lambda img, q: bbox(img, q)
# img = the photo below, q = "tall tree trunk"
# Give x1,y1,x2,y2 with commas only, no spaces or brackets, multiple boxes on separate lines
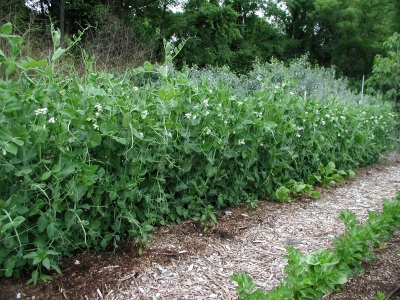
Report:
60,0,65,48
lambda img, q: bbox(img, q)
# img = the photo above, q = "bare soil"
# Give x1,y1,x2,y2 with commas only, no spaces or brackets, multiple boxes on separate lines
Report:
1,154,400,300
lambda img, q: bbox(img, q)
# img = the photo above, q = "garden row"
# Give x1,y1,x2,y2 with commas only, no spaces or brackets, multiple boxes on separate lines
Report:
231,191,400,299
0,23,396,283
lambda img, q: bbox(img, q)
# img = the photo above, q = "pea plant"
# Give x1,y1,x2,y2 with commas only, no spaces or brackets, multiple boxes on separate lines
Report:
0,21,396,284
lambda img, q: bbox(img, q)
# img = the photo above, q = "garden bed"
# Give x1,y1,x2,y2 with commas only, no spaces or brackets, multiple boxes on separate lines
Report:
1,153,399,299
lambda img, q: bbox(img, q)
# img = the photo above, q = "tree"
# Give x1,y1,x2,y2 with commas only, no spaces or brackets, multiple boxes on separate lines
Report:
168,2,242,68
263,0,317,58
314,0,396,82
367,33,400,111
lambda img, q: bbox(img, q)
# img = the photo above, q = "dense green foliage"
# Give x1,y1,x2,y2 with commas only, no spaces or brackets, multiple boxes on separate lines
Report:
232,191,400,299
2,0,398,81
0,23,396,282
367,33,400,111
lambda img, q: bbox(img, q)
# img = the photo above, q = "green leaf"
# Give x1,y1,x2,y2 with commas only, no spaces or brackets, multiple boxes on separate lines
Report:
4,142,18,155
12,216,25,227
264,121,278,129
65,210,76,228
122,113,132,128
51,165,62,172
88,132,102,148
4,100,22,113
159,89,175,101
326,161,336,175
42,257,51,270
39,274,53,282
5,259,16,277
58,164,76,179
27,269,39,285
310,191,321,199
46,250,61,256
21,166,32,175
347,170,355,179
110,136,127,145
23,251,38,259
276,186,290,201
205,164,218,177
6,63,15,76
144,61,153,71
46,223,58,238
51,47,66,63
175,182,188,192
37,215,48,232
1,23,12,35
41,172,52,180
51,262,62,274
100,121,118,135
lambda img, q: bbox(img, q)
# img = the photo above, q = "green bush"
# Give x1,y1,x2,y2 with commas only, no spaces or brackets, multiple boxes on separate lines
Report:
0,22,396,282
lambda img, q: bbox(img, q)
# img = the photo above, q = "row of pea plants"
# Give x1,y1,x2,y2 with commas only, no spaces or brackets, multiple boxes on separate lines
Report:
231,191,400,299
0,22,396,284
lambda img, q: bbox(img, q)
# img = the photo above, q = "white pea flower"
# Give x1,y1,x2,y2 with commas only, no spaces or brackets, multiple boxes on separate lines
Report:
238,139,245,145
338,133,341,137
93,123,99,130
256,75,262,81
205,111,210,116
2,149,6,155
34,108,48,115
95,112,101,118
208,89,213,93
193,115,197,120
185,113,192,119
206,129,211,135
139,132,144,138
340,116,346,120
133,87,139,91
224,120,228,125
321,120,326,125
95,103,102,111
141,110,148,119
203,99,209,106
48,117,55,123
289,91,294,95
325,114,330,118
296,134,301,137
237,101,243,106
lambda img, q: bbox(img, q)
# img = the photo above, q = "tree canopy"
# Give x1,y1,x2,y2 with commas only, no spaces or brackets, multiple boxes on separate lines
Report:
1,0,399,81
